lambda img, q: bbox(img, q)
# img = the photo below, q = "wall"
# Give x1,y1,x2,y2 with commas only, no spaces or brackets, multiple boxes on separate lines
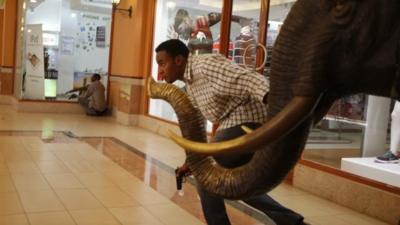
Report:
0,0,17,95
109,0,155,124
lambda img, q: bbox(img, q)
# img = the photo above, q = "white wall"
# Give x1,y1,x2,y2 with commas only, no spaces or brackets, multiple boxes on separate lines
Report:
26,0,62,32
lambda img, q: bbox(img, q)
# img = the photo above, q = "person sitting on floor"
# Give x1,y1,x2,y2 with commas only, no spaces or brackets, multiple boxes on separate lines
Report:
67,73,107,116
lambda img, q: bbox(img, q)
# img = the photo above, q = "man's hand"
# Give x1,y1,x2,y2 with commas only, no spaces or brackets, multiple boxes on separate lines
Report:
174,163,191,191
176,163,191,177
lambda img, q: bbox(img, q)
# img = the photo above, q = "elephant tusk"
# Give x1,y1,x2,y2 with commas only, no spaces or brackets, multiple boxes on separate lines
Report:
146,76,156,97
241,125,254,134
169,95,322,155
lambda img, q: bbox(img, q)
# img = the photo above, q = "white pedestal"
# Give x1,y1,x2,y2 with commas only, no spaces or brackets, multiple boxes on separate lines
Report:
341,157,400,188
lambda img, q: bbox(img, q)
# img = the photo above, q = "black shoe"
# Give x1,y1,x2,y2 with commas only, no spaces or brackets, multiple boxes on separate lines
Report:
375,150,400,163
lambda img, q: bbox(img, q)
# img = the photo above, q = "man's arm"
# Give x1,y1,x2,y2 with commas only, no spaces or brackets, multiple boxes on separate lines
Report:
80,84,95,99
66,85,88,94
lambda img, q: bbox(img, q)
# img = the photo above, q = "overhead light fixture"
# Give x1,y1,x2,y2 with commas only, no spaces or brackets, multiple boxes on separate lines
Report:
112,0,132,18
28,0,45,12
166,1,176,9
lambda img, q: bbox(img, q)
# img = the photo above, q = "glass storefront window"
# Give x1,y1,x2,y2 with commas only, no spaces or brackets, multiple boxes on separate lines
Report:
230,0,261,70
149,0,223,131
268,1,397,188
15,0,112,101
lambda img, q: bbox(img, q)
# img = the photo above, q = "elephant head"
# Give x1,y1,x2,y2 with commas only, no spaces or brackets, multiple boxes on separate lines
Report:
151,0,400,199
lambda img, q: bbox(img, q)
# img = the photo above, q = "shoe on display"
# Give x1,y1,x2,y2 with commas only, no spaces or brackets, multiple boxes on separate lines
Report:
374,150,400,163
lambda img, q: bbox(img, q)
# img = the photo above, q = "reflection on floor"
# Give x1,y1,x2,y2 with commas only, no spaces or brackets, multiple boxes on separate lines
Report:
84,137,265,225
0,103,391,225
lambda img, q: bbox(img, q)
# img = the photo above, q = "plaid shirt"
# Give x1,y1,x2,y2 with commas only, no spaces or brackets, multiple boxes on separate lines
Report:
183,54,269,130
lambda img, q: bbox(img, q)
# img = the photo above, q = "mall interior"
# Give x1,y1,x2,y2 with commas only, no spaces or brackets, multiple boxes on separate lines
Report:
0,0,398,224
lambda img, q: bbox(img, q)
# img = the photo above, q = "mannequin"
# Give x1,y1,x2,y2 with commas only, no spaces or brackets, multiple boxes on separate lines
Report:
375,101,400,163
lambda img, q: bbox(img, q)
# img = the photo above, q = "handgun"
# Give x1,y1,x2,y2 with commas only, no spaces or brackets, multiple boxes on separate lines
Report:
175,167,184,190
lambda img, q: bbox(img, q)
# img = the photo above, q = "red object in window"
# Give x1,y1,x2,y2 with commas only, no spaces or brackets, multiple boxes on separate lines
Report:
212,39,234,59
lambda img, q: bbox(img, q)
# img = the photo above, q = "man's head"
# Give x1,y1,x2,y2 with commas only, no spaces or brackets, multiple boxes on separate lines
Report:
155,39,189,84
91,73,101,82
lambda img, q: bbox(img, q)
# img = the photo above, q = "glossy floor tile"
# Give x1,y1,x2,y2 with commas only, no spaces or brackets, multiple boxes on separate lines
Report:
0,105,393,225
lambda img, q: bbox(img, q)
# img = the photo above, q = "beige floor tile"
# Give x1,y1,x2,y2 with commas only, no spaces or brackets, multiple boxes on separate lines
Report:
29,150,59,162
0,175,16,193
275,195,350,217
75,173,116,188
54,150,84,162
33,143,62,152
0,152,5,163
269,183,309,198
7,161,41,174
44,173,85,189
103,171,143,188
338,213,390,225
3,150,32,163
0,192,25,215
55,189,104,210
119,184,170,205
69,208,121,225
109,206,164,225
145,203,204,225
88,187,139,208
306,216,355,225
0,163,9,175
27,211,76,225
36,161,71,174
12,173,51,191
90,160,125,174
19,190,65,212
0,214,30,225
64,161,97,174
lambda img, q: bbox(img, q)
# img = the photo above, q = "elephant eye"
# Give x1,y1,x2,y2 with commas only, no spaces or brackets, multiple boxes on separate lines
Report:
331,1,356,26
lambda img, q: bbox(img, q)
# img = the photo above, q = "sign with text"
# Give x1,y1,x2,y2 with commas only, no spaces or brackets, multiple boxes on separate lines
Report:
25,24,45,99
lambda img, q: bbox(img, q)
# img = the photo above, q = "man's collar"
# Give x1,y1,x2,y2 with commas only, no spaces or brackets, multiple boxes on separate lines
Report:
183,54,193,83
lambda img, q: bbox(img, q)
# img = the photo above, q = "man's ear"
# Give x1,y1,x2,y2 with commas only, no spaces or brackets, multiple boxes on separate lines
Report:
175,55,185,66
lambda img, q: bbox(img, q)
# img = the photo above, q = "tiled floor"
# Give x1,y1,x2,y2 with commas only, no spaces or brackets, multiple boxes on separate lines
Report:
0,105,391,225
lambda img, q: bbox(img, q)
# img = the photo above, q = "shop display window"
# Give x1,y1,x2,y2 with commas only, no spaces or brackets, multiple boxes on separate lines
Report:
267,0,398,187
149,0,224,131
15,0,112,101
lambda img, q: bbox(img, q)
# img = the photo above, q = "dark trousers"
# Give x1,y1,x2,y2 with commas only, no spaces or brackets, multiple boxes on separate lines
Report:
78,97,107,116
197,123,304,225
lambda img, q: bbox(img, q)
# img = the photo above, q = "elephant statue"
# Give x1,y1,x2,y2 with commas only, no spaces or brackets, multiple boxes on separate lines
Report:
148,0,400,200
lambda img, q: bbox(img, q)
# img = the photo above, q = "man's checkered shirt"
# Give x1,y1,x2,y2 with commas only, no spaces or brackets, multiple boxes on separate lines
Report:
183,53,270,130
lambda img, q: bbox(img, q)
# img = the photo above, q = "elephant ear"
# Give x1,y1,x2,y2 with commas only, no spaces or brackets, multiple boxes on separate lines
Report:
330,0,358,26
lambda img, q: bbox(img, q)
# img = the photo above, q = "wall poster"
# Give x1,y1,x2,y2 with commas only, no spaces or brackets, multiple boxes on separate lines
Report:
61,36,74,55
